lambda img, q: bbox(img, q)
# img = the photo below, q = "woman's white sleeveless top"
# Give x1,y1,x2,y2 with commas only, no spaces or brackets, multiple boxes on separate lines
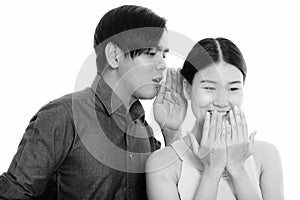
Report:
170,138,262,200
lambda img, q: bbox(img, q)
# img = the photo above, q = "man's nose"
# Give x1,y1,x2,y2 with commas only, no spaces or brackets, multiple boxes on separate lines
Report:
156,59,166,71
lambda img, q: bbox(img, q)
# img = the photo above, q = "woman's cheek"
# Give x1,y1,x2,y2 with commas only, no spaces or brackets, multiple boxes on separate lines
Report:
229,91,244,108
191,90,212,120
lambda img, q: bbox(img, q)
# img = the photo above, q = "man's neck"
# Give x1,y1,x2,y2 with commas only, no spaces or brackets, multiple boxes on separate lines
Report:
101,72,136,111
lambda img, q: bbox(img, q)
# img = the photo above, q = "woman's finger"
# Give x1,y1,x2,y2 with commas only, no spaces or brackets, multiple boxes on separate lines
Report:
209,110,217,145
234,106,243,141
220,121,226,145
201,112,210,146
241,110,248,141
215,112,223,142
229,109,237,143
249,131,257,149
226,120,232,145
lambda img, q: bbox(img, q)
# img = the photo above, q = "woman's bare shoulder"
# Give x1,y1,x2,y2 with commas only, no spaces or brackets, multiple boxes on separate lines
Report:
146,145,181,173
253,140,282,172
253,140,280,157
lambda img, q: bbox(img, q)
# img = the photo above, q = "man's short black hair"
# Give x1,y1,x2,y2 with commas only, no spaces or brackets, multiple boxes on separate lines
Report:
94,5,167,73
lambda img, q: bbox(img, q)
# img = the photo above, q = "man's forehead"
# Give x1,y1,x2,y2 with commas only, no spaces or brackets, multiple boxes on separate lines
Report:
157,30,168,50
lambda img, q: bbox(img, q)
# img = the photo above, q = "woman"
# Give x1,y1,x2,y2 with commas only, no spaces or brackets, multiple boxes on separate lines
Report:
146,38,284,200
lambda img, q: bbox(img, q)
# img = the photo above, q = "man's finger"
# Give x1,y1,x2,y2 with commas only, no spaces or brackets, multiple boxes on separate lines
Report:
176,68,182,94
165,68,172,92
154,82,166,104
171,69,177,91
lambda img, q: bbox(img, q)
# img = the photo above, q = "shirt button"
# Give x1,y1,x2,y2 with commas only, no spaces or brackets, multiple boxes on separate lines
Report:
129,153,133,160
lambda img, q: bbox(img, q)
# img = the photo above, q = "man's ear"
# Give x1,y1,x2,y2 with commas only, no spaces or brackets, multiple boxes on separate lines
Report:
183,79,191,100
105,42,122,69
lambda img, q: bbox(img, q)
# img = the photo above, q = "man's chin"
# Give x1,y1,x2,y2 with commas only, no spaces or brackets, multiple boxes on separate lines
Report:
134,90,157,100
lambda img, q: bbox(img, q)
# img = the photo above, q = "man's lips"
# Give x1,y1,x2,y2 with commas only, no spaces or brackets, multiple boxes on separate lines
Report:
152,77,163,84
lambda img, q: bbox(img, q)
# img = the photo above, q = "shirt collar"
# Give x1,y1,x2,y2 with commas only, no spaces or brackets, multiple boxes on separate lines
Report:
91,74,145,120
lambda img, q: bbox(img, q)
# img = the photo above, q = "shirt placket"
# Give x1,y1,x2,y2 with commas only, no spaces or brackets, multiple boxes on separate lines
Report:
126,120,136,200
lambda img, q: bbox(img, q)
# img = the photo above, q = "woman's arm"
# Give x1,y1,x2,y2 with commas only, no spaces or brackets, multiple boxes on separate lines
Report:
227,165,263,200
254,141,284,200
146,147,181,200
225,108,263,200
146,145,224,200
192,169,223,200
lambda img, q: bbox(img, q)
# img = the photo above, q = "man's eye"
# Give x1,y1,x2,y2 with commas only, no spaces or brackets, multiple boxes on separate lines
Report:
203,87,215,90
144,51,157,57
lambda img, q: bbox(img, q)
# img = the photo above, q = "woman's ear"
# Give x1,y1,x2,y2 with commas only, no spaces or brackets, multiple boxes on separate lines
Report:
183,79,191,100
105,42,122,69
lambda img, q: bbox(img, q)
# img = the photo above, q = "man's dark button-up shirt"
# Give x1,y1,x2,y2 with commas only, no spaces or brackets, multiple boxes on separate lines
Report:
0,75,160,199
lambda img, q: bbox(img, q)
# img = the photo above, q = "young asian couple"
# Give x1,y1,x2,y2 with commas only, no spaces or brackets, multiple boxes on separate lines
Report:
0,5,283,200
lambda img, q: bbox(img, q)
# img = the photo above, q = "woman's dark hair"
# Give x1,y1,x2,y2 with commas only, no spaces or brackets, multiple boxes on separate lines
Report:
94,5,167,73
180,38,247,85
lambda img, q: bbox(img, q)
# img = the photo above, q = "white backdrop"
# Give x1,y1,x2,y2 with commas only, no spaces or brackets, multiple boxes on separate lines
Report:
0,0,299,198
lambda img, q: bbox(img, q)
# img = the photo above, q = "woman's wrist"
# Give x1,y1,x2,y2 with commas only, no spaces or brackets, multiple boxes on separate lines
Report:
202,167,224,179
227,164,247,179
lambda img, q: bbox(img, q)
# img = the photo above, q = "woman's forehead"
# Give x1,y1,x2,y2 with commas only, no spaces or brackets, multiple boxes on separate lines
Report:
195,62,243,82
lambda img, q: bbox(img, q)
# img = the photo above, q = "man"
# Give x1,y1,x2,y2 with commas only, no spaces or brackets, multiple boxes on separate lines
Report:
0,5,186,199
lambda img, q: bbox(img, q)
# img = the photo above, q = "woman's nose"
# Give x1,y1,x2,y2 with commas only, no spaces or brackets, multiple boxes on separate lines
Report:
213,89,228,108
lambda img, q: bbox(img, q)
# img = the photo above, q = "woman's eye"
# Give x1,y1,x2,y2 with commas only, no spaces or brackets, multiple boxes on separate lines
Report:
229,88,240,91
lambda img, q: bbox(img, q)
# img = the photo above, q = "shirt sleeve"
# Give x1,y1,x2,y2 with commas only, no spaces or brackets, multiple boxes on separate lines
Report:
0,101,75,199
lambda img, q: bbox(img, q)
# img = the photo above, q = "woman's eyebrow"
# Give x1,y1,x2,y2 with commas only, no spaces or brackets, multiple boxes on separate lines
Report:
229,80,242,84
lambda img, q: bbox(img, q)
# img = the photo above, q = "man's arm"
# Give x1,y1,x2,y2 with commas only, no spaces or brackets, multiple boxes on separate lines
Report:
0,102,74,199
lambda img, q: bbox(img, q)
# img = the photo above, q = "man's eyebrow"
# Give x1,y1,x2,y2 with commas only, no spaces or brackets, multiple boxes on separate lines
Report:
157,46,169,52
200,80,217,84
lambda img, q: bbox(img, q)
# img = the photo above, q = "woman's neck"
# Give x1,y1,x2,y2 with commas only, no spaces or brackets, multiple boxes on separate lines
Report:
191,120,204,145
